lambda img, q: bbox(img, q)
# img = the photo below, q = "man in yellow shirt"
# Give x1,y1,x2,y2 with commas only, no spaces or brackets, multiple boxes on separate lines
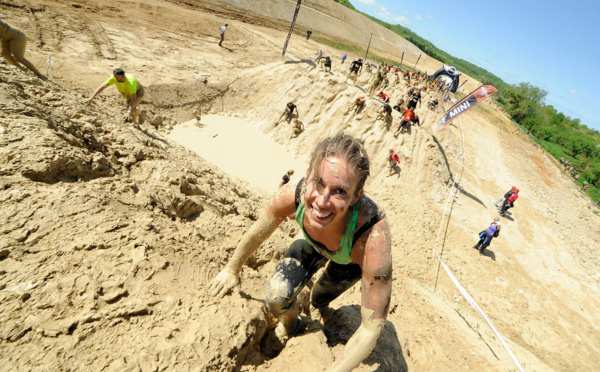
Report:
0,19,46,80
87,68,144,123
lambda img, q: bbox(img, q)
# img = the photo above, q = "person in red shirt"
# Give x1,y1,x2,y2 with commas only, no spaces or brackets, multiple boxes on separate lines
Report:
499,188,519,214
388,149,400,174
393,109,415,137
377,92,390,103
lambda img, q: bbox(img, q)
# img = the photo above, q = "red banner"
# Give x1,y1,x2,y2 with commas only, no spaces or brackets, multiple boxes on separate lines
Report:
434,84,498,131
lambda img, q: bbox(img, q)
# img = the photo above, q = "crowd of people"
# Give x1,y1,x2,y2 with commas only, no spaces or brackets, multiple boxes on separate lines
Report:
2,17,525,369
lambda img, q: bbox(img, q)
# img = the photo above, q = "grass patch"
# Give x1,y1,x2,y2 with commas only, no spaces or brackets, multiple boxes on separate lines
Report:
507,120,600,203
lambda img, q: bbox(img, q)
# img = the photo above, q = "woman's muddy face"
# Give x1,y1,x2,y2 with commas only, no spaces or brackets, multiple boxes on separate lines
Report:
304,156,361,231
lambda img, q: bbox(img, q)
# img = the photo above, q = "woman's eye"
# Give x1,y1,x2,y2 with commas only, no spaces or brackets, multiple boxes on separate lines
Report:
334,188,346,195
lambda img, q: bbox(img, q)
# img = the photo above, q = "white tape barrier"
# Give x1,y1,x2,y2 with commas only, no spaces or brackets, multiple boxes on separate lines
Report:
429,117,525,372
46,55,53,80
429,116,466,261
438,258,525,372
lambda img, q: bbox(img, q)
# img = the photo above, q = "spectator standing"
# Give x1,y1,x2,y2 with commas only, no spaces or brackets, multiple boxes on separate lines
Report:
219,24,228,47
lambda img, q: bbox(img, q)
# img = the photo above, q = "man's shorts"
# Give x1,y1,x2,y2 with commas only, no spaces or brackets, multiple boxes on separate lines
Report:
350,67,359,74
127,87,145,105
283,109,292,115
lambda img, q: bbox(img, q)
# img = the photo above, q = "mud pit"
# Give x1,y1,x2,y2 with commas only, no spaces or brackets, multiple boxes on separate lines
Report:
1,0,600,371
167,115,307,193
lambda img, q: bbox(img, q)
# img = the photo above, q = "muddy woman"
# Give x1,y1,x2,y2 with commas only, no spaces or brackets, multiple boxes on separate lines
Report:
209,133,392,371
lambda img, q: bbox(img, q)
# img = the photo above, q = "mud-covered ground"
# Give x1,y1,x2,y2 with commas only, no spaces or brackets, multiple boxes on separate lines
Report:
1,0,599,371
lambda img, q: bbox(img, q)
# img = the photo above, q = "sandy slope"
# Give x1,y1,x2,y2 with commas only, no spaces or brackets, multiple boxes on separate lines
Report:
1,0,600,371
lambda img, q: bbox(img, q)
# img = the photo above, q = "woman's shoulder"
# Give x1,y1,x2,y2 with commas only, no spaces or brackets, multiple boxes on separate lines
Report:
357,194,386,227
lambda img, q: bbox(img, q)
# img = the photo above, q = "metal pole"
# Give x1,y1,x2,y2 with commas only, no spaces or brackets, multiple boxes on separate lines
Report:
364,32,373,63
282,0,302,57
414,54,421,70
400,52,404,68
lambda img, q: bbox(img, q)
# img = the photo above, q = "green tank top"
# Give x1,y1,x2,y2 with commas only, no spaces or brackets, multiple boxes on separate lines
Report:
295,199,361,265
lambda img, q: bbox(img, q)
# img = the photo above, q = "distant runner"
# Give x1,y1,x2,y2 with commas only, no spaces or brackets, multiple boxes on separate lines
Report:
347,96,366,115
393,98,405,113
306,30,312,41
407,88,422,110
388,149,400,174
279,169,294,187
219,24,228,47
290,119,304,138
321,56,332,72
368,73,382,97
315,49,323,62
473,217,501,254
394,108,415,137
345,58,363,83
376,103,392,122
276,102,298,125
341,54,347,64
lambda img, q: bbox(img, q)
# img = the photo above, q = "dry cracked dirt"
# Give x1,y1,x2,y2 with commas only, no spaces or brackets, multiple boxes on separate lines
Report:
1,0,600,371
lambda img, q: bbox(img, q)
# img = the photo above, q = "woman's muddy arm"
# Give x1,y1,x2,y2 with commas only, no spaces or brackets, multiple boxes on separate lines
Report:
328,220,393,371
209,183,297,298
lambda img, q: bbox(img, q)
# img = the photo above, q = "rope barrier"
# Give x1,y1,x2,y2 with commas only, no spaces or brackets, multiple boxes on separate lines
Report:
426,117,525,372
438,258,525,372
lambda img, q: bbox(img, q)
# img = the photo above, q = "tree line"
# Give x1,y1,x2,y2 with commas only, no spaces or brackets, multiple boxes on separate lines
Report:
496,84,600,193
338,0,600,200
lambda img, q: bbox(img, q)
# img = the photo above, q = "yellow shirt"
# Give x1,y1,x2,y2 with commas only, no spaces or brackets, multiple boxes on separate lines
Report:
104,73,141,100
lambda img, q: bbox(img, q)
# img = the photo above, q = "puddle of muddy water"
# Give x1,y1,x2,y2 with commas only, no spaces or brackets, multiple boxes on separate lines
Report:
167,114,307,193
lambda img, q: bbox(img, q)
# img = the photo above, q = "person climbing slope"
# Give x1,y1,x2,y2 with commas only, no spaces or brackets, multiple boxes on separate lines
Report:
209,133,392,370
87,68,144,124
473,217,501,254
499,189,519,215
388,149,400,175
493,186,517,207
279,169,295,187
0,19,46,80
347,96,366,115
276,101,299,125
345,58,363,83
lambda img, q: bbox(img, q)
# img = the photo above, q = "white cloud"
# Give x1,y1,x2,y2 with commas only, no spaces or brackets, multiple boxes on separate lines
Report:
393,15,410,25
377,5,392,21
416,14,422,21
427,14,434,20
569,89,578,96
355,0,376,5
529,66,543,75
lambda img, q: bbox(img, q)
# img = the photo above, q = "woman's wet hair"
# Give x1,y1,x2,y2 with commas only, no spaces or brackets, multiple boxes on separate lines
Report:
307,133,370,195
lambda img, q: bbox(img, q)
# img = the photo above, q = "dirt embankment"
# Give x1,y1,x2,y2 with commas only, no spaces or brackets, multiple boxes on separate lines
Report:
1,0,600,371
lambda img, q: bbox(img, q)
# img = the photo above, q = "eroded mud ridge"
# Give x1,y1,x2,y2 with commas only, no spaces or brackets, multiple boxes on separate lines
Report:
2,0,600,371
0,65,287,371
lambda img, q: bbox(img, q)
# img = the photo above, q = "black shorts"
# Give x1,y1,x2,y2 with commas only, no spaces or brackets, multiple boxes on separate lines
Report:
407,101,417,110
350,67,359,74
265,240,362,316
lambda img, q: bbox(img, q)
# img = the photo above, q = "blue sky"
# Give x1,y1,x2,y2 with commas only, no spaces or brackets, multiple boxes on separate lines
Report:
349,0,600,131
